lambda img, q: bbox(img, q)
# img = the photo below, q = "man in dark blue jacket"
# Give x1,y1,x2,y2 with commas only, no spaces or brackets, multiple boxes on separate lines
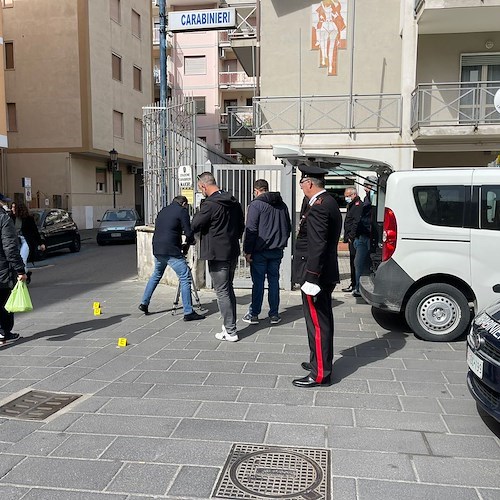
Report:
243,179,291,325
192,172,245,342
139,196,205,321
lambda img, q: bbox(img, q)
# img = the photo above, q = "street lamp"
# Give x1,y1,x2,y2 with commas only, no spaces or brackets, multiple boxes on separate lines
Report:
109,148,118,208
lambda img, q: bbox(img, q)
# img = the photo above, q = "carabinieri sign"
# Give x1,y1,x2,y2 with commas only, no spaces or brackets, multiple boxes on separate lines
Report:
169,8,236,32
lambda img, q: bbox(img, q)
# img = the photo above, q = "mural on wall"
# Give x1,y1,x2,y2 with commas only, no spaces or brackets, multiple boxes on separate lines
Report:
311,0,348,76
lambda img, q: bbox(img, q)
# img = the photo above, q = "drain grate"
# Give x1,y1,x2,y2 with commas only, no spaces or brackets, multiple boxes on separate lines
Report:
0,390,81,421
213,443,331,500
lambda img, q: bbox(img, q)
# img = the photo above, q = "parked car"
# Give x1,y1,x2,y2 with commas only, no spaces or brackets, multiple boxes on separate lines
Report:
96,208,141,245
467,301,500,423
272,145,500,342
30,208,81,258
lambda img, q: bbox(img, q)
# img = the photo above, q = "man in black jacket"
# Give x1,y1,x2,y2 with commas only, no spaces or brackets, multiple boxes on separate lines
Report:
341,187,363,293
292,165,342,388
192,172,245,342
139,196,205,321
243,179,291,325
0,208,27,342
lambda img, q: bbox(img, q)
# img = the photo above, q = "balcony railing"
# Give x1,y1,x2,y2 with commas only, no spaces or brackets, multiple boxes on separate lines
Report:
153,26,172,46
228,106,254,140
153,57,173,86
254,94,402,135
411,81,500,131
219,71,256,88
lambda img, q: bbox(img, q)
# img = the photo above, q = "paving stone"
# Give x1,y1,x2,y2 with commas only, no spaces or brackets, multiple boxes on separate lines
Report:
148,349,199,360
196,350,258,362
332,477,357,500
170,359,246,373
0,454,25,479
243,361,303,376
133,370,208,385
238,387,314,406
332,449,416,481
167,465,219,498
328,427,429,454
31,367,94,391
102,436,232,465
66,414,179,437
195,401,249,420
246,403,353,427
0,420,42,444
447,384,473,399
51,433,115,459
316,392,402,410
171,418,267,443
394,369,447,383
413,455,500,487
357,479,480,500
266,423,326,447
205,372,277,388
424,433,500,459
438,398,480,416
368,380,405,395
355,409,448,432
0,456,122,490
401,382,452,398
39,413,82,432
478,489,500,500
21,490,127,500
106,462,178,496
399,396,443,413
0,486,30,499
146,383,240,402
99,397,200,418
9,431,68,456
442,414,500,436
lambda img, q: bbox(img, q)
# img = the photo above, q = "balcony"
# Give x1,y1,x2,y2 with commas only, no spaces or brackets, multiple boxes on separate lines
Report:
225,106,255,158
254,95,402,135
411,81,500,142
415,0,500,34
153,26,172,47
153,57,173,87
219,71,256,88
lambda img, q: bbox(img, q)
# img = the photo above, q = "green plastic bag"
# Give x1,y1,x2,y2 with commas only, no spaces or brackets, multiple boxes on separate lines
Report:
5,280,33,313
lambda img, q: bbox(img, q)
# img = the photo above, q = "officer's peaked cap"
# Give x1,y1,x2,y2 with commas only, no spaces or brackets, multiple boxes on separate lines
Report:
298,163,326,180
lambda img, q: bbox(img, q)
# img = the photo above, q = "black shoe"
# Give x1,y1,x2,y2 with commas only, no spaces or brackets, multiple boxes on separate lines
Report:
184,311,206,321
352,290,362,298
0,332,20,342
138,304,149,315
26,271,32,285
292,375,331,388
342,285,354,292
301,362,312,371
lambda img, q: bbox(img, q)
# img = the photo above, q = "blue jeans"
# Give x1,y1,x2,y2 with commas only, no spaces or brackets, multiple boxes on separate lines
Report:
141,255,193,315
353,235,371,292
249,248,283,318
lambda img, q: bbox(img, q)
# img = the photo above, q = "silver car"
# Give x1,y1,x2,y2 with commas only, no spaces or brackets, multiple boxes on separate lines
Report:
96,209,141,245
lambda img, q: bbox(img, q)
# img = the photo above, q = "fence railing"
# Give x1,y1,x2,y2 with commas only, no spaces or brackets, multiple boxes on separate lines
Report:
254,94,402,135
219,71,256,87
228,106,254,139
411,81,500,131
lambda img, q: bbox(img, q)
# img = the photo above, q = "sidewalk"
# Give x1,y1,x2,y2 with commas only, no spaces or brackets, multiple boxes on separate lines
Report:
0,262,498,499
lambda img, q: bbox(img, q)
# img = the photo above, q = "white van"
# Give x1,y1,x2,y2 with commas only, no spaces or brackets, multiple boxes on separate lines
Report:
273,145,500,342
360,168,500,341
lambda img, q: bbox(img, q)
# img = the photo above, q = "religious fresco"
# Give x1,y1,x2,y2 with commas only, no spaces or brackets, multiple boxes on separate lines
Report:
311,0,348,76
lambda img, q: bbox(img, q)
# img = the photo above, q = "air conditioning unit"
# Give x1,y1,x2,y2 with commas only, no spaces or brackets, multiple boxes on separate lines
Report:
128,165,138,175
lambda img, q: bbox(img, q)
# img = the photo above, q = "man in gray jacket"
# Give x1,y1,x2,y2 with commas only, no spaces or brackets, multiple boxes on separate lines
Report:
243,179,291,325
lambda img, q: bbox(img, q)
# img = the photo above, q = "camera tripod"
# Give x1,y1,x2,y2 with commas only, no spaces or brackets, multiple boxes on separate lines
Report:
171,264,202,314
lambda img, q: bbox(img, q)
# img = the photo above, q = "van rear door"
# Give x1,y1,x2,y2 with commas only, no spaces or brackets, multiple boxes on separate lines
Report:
470,169,500,311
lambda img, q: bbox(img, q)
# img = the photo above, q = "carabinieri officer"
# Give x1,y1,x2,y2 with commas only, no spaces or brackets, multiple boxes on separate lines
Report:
292,164,342,388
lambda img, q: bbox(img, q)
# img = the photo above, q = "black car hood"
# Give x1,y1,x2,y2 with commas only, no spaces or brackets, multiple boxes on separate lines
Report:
483,300,500,321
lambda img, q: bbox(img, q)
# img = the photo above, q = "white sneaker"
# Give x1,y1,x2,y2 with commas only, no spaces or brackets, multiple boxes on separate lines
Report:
215,325,239,342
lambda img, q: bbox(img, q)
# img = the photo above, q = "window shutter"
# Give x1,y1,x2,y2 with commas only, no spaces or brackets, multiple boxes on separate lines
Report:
132,10,141,38
184,56,206,75
461,54,500,67
133,66,142,91
110,0,120,23
113,111,123,138
112,54,122,81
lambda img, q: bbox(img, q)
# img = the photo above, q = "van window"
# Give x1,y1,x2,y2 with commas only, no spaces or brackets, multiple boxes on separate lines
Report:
481,186,500,230
413,186,465,227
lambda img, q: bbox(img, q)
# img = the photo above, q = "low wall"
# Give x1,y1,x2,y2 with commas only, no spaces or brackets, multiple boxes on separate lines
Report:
136,226,206,288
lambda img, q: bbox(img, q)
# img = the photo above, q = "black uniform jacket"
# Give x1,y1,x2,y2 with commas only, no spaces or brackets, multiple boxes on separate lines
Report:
343,195,363,242
0,212,25,289
152,202,194,258
293,191,342,286
191,191,245,261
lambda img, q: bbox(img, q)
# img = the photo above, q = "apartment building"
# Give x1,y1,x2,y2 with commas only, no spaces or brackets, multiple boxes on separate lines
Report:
0,4,8,187
2,0,153,228
246,0,500,174
153,0,256,162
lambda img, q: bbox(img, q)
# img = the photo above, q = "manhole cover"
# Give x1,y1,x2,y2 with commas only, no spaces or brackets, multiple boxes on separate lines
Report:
0,390,81,420
213,443,331,500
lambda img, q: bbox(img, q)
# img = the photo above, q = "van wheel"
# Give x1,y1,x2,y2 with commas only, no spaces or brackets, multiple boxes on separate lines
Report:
405,283,471,342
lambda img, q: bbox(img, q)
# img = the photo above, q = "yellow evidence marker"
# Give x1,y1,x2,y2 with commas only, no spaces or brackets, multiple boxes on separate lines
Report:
117,338,128,347
93,302,101,316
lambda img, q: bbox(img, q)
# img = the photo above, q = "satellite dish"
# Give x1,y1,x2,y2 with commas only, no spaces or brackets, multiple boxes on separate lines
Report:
495,88,500,114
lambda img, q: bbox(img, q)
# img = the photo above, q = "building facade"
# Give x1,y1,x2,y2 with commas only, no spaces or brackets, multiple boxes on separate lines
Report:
2,0,153,228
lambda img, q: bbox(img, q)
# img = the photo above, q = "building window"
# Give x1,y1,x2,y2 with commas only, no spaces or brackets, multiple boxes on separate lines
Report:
134,118,142,143
114,170,122,194
113,110,124,138
110,0,120,23
184,56,206,75
132,9,141,38
112,53,122,82
133,66,142,91
2,0,14,8
96,168,107,193
5,42,14,69
7,103,17,131
194,97,206,115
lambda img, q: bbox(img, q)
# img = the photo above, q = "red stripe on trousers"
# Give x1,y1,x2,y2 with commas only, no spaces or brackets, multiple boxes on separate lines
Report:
306,294,323,382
